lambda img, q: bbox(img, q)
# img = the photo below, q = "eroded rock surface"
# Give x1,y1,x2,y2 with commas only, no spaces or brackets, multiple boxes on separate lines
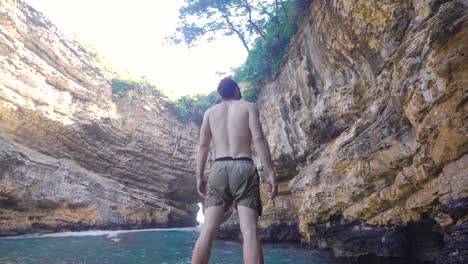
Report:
0,0,199,236
221,0,467,262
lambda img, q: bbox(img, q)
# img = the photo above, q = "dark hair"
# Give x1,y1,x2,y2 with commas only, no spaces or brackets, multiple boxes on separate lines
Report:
217,77,239,99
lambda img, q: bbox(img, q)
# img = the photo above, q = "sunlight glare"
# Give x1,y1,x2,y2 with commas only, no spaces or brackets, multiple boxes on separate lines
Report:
196,203,204,225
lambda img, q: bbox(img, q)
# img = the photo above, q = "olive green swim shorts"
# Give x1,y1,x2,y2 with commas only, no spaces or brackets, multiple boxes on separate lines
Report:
205,158,262,216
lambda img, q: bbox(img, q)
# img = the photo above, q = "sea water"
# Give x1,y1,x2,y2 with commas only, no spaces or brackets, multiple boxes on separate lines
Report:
0,227,337,264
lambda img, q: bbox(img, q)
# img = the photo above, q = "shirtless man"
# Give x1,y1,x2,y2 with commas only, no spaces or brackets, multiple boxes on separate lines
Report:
192,77,278,264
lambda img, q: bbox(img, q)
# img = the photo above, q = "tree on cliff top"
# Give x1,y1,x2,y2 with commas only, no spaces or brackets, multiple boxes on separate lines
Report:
170,0,312,92
169,0,281,52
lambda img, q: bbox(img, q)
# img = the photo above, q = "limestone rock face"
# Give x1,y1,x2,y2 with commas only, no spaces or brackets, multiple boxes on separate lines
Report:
226,0,467,262
0,0,199,236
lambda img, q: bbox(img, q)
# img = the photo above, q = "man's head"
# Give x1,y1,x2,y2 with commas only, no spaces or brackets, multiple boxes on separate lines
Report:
217,77,241,100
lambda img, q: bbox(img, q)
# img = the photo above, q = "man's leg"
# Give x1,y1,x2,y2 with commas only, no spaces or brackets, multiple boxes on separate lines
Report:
192,206,224,264
238,205,264,264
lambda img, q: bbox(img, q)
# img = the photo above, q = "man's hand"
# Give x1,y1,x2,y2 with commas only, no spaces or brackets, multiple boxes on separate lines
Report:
197,178,207,198
266,175,278,200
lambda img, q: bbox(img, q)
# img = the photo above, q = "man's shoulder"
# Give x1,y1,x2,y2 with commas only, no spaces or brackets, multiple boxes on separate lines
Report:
205,103,221,115
242,100,258,111
205,100,257,114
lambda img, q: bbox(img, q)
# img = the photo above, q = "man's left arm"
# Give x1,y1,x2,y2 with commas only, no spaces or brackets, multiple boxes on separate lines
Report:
196,110,212,197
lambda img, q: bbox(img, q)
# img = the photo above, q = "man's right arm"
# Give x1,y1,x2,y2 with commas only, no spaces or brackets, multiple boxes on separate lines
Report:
248,104,278,200
196,109,212,197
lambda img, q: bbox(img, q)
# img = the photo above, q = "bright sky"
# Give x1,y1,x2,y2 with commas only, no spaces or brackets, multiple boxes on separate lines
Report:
26,0,248,98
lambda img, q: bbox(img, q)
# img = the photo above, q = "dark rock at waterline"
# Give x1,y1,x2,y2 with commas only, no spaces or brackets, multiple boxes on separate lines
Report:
435,197,468,263
218,198,468,263
258,222,302,243
284,214,441,263
217,211,301,242
439,197,468,221
437,222,468,264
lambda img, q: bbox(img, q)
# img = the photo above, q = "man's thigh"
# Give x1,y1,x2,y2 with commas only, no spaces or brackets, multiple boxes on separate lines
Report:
237,205,258,233
201,205,225,232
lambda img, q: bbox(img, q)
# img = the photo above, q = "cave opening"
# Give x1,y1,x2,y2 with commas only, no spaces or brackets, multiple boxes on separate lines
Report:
196,203,205,225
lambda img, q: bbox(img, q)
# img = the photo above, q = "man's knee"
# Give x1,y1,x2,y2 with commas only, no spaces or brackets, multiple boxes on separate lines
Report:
240,224,258,238
201,225,219,238
238,205,259,237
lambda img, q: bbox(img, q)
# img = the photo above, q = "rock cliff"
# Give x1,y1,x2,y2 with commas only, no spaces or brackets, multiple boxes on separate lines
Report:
221,0,467,263
0,0,199,236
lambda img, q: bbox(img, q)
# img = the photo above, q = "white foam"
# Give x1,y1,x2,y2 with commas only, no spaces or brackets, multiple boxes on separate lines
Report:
2,227,200,239
106,233,121,242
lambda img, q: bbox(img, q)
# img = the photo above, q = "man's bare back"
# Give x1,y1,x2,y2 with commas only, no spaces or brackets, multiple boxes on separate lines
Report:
206,100,253,159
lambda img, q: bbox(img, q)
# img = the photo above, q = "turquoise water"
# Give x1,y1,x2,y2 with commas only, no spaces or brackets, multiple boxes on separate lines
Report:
0,228,336,264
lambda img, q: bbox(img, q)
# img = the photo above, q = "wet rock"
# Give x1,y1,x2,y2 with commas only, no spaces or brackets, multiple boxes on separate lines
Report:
437,222,468,264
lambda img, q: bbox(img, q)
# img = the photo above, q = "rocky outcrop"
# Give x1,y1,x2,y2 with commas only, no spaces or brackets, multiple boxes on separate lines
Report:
222,0,467,263
0,0,199,236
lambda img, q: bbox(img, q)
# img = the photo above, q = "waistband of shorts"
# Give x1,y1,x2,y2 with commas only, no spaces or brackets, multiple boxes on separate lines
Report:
214,156,253,162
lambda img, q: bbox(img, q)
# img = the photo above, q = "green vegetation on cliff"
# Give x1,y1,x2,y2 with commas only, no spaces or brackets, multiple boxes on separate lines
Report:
234,0,312,87
110,76,220,126
111,78,162,98
168,92,221,125
165,85,258,125
73,38,118,79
